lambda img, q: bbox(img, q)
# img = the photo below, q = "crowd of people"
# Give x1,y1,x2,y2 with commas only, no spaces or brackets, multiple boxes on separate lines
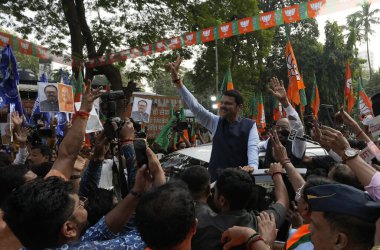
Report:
0,57,380,250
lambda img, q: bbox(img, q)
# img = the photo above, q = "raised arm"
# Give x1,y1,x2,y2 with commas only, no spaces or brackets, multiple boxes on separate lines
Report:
49,80,102,180
168,56,219,134
268,162,289,210
337,108,372,142
319,125,378,187
269,77,305,159
247,124,259,170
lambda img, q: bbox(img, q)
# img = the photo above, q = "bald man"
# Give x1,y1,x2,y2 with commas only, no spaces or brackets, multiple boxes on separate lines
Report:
259,77,306,168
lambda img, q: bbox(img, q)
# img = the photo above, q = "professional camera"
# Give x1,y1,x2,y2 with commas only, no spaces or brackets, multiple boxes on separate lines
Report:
100,90,125,140
172,111,189,132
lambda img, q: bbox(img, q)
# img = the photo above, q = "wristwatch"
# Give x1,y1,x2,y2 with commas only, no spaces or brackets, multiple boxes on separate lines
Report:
342,148,360,162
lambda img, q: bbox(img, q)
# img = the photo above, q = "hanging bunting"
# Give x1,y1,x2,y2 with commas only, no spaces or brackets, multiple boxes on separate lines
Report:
0,0,327,68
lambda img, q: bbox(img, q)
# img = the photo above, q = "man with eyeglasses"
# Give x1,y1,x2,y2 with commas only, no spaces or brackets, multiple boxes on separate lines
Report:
259,77,306,168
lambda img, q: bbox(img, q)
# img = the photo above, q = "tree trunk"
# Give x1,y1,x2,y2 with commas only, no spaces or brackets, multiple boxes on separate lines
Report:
366,38,373,80
61,0,83,76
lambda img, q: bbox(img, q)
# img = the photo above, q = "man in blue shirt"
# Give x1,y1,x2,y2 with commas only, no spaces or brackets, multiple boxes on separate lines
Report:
168,57,259,181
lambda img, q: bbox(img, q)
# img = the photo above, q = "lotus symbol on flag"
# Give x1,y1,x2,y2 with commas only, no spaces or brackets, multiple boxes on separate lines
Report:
39,48,47,56
203,30,211,38
311,1,322,11
171,38,178,45
109,54,115,60
285,8,296,20
0,35,9,44
221,25,230,36
240,20,250,31
21,42,29,50
286,54,301,81
157,42,163,48
100,56,106,62
261,14,272,25
143,45,149,51
346,79,352,89
186,34,193,42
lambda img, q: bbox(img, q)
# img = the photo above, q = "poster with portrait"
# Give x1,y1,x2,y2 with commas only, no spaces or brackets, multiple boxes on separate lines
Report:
58,83,75,113
131,97,152,123
37,82,59,112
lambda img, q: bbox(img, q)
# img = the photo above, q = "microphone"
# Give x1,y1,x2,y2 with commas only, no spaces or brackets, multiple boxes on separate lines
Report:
288,129,320,145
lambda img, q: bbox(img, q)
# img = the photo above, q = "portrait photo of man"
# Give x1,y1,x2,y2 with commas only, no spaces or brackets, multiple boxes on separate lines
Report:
58,84,74,113
131,97,152,123
38,83,59,112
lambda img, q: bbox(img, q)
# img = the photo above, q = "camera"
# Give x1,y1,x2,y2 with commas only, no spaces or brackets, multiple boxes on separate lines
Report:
100,90,125,140
172,111,189,132
130,118,147,138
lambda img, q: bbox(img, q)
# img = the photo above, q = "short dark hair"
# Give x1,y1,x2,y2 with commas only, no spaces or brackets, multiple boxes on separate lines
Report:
31,144,52,159
222,89,243,106
216,168,254,210
303,176,336,203
179,166,210,200
323,212,375,249
2,177,75,249
135,181,195,249
44,84,58,92
0,164,29,207
328,164,363,190
138,99,148,106
86,188,115,227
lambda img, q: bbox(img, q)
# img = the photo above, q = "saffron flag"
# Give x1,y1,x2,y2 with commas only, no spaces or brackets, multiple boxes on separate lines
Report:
256,93,266,133
74,69,83,103
282,5,301,24
237,17,254,34
218,22,234,39
259,11,276,29
201,27,215,43
311,78,320,119
285,41,305,106
308,0,326,18
184,32,197,46
357,79,373,119
345,63,355,113
220,68,234,95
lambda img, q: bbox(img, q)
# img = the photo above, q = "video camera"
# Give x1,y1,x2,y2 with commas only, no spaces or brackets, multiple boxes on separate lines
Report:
100,90,125,140
172,111,189,132
27,114,53,145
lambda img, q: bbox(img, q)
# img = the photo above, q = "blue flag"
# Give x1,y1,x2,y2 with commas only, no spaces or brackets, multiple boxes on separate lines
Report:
30,73,51,127
0,45,22,115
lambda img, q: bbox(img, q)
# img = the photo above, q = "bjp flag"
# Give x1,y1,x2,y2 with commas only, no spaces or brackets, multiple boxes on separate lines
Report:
218,22,233,39
201,27,215,43
155,41,167,53
308,0,326,18
283,5,300,23
184,32,197,46
237,17,254,34
311,78,320,119
345,63,355,113
285,41,305,105
142,44,153,56
18,39,32,55
259,11,276,29
168,37,182,50
0,32,12,47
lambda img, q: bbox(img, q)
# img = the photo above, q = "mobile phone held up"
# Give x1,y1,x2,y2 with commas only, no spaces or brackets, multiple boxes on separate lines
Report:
133,139,148,167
